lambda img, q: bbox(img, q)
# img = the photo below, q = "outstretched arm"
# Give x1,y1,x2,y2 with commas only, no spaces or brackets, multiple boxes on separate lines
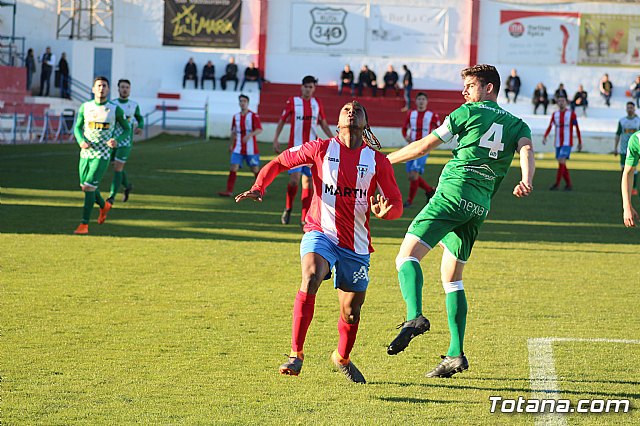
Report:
513,138,535,198
387,132,444,164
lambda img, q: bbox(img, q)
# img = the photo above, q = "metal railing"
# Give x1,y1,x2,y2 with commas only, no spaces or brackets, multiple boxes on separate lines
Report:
0,111,75,144
68,76,93,103
144,101,208,139
0,35,25,66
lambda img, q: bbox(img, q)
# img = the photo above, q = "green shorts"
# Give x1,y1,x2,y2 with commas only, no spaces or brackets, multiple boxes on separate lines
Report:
111,145,132,163
79,157,109,188
406,191,489,262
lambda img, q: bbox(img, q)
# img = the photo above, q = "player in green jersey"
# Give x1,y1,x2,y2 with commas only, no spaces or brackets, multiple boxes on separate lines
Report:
622,129,640,227
614,102,640,196
107,79,144,205
73,76,130,235
385,64,535,377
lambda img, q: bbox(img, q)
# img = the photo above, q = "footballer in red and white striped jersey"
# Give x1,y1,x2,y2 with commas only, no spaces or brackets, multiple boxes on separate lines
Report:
543,97,582,190
231,109,262,155
544,108,582,147
280,96,327,148
218,95,263,197
401,92,440,208
252,137,402,254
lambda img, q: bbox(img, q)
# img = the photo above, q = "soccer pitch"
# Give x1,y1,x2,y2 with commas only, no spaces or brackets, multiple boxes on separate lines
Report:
1,135,638,424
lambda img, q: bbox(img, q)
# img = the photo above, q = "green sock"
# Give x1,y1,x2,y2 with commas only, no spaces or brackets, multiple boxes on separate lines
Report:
446,289,468,357
110,171,123,199
82,191,96,224
121,171,129,188
95,189,105,208
398,259,423,321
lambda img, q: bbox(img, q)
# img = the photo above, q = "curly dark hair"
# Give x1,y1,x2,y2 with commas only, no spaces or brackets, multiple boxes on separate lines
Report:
348,100,381,150
461,64,500,93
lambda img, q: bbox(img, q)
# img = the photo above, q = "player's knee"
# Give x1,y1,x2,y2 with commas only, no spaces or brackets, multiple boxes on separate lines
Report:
340,305,361,323
80,185,95,192
396,256,420,271
300,271,323,293
441,280,464,294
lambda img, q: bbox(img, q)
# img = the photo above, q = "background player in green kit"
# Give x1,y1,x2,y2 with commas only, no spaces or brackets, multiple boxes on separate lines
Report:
107,79,144,205
385,65,535,378
614,102,640,196
622,129,640,227
73,76,130,235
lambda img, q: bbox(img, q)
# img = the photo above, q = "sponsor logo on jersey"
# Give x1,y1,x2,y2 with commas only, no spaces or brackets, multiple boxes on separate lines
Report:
327,156,340,163
462,164,497,181
88,122,111,130
324,183,367,199
459,198,489,217
509,22,525,37
357,164,369,178
295,114,315,121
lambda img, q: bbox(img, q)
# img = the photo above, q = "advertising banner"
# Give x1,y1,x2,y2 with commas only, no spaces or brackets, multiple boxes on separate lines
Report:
290,3,367,53
163,0,242,48
578,14,640,67
499,11,580,65
368,6,449,58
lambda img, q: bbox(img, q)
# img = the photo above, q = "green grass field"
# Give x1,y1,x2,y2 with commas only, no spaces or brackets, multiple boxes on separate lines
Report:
1,135,639,425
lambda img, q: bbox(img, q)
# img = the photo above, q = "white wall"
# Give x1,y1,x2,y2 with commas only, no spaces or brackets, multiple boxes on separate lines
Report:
265,0,471,90
478,0,640,105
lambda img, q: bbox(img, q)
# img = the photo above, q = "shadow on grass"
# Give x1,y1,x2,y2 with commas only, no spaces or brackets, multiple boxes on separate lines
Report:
376,396,467,405
2,138,637,244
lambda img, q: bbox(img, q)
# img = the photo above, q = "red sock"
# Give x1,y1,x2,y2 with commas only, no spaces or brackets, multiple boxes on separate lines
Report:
408,179,418,203
337,316,359,360
291,291,316,353
417,176,434,193
555,164,563,185
301,188,312,223
563,164,572,186
286,183,298,210
226,171,237,192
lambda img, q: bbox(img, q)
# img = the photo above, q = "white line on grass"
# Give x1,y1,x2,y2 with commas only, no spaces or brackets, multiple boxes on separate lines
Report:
528,337,640,426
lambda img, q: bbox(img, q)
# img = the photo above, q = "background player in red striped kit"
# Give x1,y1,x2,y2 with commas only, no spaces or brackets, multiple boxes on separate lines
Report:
272,76,334,226
543,96,582,191
401,92,440,208
218,94,263,197
236,101,403,383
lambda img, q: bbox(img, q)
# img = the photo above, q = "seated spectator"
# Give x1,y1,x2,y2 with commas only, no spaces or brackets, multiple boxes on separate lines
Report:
240,62,263,91
571,84,589,116
338,64,354,96
532,82,549,115
630,75,640,108
382,65,399,97
221,56,239,91
183,57,198,89
552,83,568,104
201,61,216,90
505,68,521,103
600,73,613,107
357,65,377,97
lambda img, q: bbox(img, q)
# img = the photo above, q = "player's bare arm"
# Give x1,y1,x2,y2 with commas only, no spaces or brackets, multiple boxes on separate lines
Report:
387,133,444,164
513,138,535,198
320,118,334,139
621,165,638,227
614,134,620,156
272,120,285,153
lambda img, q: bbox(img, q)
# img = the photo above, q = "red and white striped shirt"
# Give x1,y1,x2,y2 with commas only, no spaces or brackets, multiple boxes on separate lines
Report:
402,109,440,140
280,96,326,148
252,138,403,254
544,109,582,147
231,110,262,155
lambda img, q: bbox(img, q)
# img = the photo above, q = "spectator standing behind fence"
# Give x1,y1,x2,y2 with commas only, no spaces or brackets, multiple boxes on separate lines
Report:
25,48,36,92
240,62,263,91
201,61,216,90
630,75,640,108
504,68,521,103
552,83,568,104
401,65,413,112
357,65,377,97
600,73,613,107
338,65,354,96
39,46,55,96
571,84,588,116
183,58,198,89
383,65,400,97
58,53,70,99
221,57,239,91
532,82,549,115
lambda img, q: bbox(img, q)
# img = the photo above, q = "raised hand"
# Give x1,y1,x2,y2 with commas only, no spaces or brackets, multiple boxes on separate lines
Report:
370,194,393,219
